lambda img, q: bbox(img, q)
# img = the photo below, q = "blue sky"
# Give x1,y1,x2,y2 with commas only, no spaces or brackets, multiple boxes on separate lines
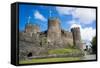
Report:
19,4,96,42
19,4,76,32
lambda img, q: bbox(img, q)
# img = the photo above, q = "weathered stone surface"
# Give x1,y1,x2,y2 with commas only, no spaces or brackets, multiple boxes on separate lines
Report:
19,18,83,60
71,27,82,49
47,18,61,44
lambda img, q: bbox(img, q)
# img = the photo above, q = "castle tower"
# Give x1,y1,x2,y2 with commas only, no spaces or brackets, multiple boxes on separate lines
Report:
47,17,61,43
25,16,40,34
25,23,40,34
71,27,82,49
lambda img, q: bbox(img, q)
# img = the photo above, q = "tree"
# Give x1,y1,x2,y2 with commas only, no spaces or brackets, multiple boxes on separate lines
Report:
91,36,97,54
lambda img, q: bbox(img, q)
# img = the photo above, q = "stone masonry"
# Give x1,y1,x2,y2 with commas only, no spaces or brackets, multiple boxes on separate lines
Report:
19,17,83,60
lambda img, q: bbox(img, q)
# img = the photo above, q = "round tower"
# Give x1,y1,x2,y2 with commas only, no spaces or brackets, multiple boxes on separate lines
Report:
71,27,82,49
25,23,40,34
47,17,61,43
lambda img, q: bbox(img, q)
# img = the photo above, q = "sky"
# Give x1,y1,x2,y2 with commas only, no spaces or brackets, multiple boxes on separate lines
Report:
19,4,96,44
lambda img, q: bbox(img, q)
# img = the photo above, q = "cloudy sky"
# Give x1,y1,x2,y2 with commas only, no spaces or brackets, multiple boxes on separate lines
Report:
19,4,96,43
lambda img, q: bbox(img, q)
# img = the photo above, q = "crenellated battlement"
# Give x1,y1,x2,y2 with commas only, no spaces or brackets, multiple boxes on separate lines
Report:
25,23,40,34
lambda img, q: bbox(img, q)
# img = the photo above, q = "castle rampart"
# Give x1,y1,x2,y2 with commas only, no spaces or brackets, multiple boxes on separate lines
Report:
19,17,83,60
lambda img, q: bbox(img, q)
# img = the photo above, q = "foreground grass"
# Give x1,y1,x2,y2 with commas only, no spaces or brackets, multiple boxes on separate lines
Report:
48,48,81,54
19,57,81,64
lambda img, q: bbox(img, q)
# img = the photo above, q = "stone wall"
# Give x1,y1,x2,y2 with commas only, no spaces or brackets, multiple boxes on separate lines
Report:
61,30,73,47
19,18,83,60
47,18,61,43
71,27,82,49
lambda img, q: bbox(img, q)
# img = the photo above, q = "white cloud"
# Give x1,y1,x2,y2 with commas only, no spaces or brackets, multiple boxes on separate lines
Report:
68,20,81,29
70,23,80,28
70,22,96,42
72,8,96,24
56,7,75,15
34,10,47,21
56,7,96,25
56,6,96,44
81,27,96,41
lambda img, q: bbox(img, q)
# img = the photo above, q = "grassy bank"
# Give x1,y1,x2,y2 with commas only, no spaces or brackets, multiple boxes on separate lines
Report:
48,48,82,54
19,57,81,64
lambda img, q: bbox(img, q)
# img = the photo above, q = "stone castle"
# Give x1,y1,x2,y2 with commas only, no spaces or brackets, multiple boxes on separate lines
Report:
19,17,83,60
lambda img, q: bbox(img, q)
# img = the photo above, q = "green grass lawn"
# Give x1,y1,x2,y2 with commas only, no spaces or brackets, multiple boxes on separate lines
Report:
19,57,81,64
48,48,81,54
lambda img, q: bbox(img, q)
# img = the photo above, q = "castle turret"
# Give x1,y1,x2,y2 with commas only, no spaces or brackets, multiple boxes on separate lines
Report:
47,17,61,43
71,27,82,49
25,23,40,34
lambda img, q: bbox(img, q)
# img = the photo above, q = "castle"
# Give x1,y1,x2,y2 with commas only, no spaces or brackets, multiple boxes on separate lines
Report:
19,17,83,60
